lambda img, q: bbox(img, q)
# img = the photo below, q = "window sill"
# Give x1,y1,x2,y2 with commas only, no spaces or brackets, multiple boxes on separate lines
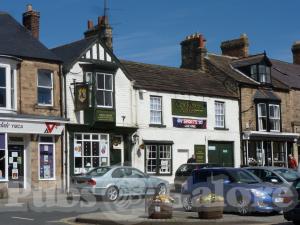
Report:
214,127,229,131
35,105,58,110
39,178,56,181
149,124,167,128
0,179,8,182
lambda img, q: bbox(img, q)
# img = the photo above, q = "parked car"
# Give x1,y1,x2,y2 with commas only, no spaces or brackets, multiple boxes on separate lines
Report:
284,178,300,224
174,163,217,192
245,167,300,186
71,166,169,201
181,168,284,215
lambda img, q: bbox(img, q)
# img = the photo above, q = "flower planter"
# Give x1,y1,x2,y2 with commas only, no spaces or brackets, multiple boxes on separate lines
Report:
148,202,173,219
197,194,224,220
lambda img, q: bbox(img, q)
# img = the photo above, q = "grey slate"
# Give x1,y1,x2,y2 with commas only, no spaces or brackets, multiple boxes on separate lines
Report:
0,12,60,62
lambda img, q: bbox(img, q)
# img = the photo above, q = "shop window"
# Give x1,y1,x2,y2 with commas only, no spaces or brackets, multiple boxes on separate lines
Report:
96,73,113,108
215,101,225,128
39,136,55,180
257,103,267,131
150,96,162,125
0,134,6,180
74,133,109,175
37,70,53,106
145,144,172,175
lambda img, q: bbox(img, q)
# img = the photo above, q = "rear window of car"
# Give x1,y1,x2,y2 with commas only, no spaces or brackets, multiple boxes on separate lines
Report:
176,164,216,176
87,167,111,176
274,169,300,182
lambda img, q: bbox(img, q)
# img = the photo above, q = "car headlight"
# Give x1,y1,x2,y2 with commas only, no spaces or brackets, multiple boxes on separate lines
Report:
251,189,267,198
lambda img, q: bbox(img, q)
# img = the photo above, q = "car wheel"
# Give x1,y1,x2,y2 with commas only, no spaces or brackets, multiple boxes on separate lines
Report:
237,199,249,216
105,186,119,201
182,195,193,212
157,183,167,195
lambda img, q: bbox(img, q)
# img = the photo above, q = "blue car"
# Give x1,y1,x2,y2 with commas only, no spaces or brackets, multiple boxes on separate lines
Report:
181,168,285,215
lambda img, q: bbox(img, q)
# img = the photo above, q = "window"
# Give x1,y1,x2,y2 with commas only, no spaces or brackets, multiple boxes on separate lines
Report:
150,96,162,125
250,65,257,80
258,65,267,83
0,67,6,108
215,101,225,128
38,70,53,106
0,134,7,180
249,64,271,84
96,73,113,107
269,104,280,131
257,103,267,131
74,133,109,175
0,63,16,110
85,72,93,107
10,69,15,109
145,144,172,175
39,136,55,180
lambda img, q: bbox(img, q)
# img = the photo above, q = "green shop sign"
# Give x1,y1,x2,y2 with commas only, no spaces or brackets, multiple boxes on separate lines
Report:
95,109,115,122
172,99,207,117
194,145,206,163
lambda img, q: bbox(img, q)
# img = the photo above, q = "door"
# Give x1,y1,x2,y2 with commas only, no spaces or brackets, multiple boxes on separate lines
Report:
110,148,122,166
208,142,234,167
8,145,24,188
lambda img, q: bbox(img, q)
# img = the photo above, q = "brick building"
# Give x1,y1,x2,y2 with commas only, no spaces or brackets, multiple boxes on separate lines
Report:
0,6,66,192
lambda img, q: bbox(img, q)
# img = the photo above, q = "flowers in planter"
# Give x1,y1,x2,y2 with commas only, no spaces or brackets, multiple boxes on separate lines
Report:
152,194,175,204
198,193,224,204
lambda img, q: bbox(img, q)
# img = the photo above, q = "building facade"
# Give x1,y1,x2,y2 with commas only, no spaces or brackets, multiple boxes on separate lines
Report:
0,7,66,192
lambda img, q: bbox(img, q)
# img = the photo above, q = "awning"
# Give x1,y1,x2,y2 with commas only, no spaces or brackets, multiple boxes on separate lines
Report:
143,140,174,145
243,131,299,142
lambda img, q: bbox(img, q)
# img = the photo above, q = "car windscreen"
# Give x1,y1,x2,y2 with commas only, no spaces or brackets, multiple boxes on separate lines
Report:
86,167,111,177
274,169,300,182
229,170,261,184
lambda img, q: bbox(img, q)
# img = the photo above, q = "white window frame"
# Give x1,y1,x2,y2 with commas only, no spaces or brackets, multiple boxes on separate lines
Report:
257,103,267,131
150,96,162,125
38,136,55,181
73,133,110,175
269,104,281,132
0,133,8,182
0,63,16,111
37,70,54,106
96,72,113,108
85,72,93,107
215,101,225,128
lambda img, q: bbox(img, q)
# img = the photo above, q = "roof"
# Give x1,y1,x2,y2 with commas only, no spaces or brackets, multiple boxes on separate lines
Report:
120,60,238,99
0,13,60,62
231,53,272,68
253,89,281,101
52,36,97,71
271,59,300,89
207,54,289,90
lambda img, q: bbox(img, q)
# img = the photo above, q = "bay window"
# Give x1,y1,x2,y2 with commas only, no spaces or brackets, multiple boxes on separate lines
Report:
257,103,267,131
96,73,113,108
38,70,53,106
150,96,162,125
146,144,172,175
0,63,16,110
269,104,280,131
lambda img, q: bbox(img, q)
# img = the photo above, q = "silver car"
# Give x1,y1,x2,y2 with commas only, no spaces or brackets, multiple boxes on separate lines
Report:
71,166,169,201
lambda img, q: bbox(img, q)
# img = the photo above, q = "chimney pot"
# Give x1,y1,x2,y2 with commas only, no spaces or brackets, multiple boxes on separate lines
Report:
27,4,33,12
88,20,94,30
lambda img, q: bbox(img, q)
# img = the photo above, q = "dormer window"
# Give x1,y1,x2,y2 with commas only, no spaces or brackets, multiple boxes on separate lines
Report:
250,64,271,84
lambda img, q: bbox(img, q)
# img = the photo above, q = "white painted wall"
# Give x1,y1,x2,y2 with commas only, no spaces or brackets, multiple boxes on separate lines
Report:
132,90,241,183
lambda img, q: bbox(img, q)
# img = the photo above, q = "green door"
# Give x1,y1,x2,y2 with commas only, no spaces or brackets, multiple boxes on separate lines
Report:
208,142,234,167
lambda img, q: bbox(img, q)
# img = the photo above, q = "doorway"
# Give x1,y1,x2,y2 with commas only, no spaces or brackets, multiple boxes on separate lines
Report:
208,141,234,167
8,145,24,188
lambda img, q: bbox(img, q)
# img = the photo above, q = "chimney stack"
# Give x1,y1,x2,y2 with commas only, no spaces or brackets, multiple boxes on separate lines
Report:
221,34,249,58
180,33,207,71
292,41,300,65
84,15,113,51
22,4,40,39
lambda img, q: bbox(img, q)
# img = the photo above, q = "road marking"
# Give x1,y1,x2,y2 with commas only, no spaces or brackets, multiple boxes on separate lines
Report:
11,216,34,221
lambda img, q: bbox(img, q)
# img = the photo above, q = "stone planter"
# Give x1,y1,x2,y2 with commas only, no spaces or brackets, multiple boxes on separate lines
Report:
198,205,223,219
148,202,173,219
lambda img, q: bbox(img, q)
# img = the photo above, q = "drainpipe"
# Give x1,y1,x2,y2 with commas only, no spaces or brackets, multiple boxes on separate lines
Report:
239,85,243,166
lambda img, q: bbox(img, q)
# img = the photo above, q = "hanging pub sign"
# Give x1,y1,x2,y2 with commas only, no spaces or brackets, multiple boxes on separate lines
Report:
173,117,207,129
75,83,89,111
172,99,207,117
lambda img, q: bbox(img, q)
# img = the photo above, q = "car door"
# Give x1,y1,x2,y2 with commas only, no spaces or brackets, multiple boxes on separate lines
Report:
128,168,148,195
261,169,283,184
111,168,130,196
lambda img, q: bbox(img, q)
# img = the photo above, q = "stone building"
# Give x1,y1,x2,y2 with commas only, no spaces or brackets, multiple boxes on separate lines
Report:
201,34,300,167
0,6,66,192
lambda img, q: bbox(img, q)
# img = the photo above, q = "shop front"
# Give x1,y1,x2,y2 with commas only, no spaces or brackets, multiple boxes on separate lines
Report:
242,131,299,167
0,118,65,189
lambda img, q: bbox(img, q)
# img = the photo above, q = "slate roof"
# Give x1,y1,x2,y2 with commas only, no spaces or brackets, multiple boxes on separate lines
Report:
207,54,289,90
271,59,300,89
231,53,271,68
120,60,238,99
253,89,281,101
52,36,97,71
0,12,60,62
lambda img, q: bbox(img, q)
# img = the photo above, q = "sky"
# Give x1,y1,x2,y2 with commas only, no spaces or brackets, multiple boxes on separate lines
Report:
1,0,300,67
